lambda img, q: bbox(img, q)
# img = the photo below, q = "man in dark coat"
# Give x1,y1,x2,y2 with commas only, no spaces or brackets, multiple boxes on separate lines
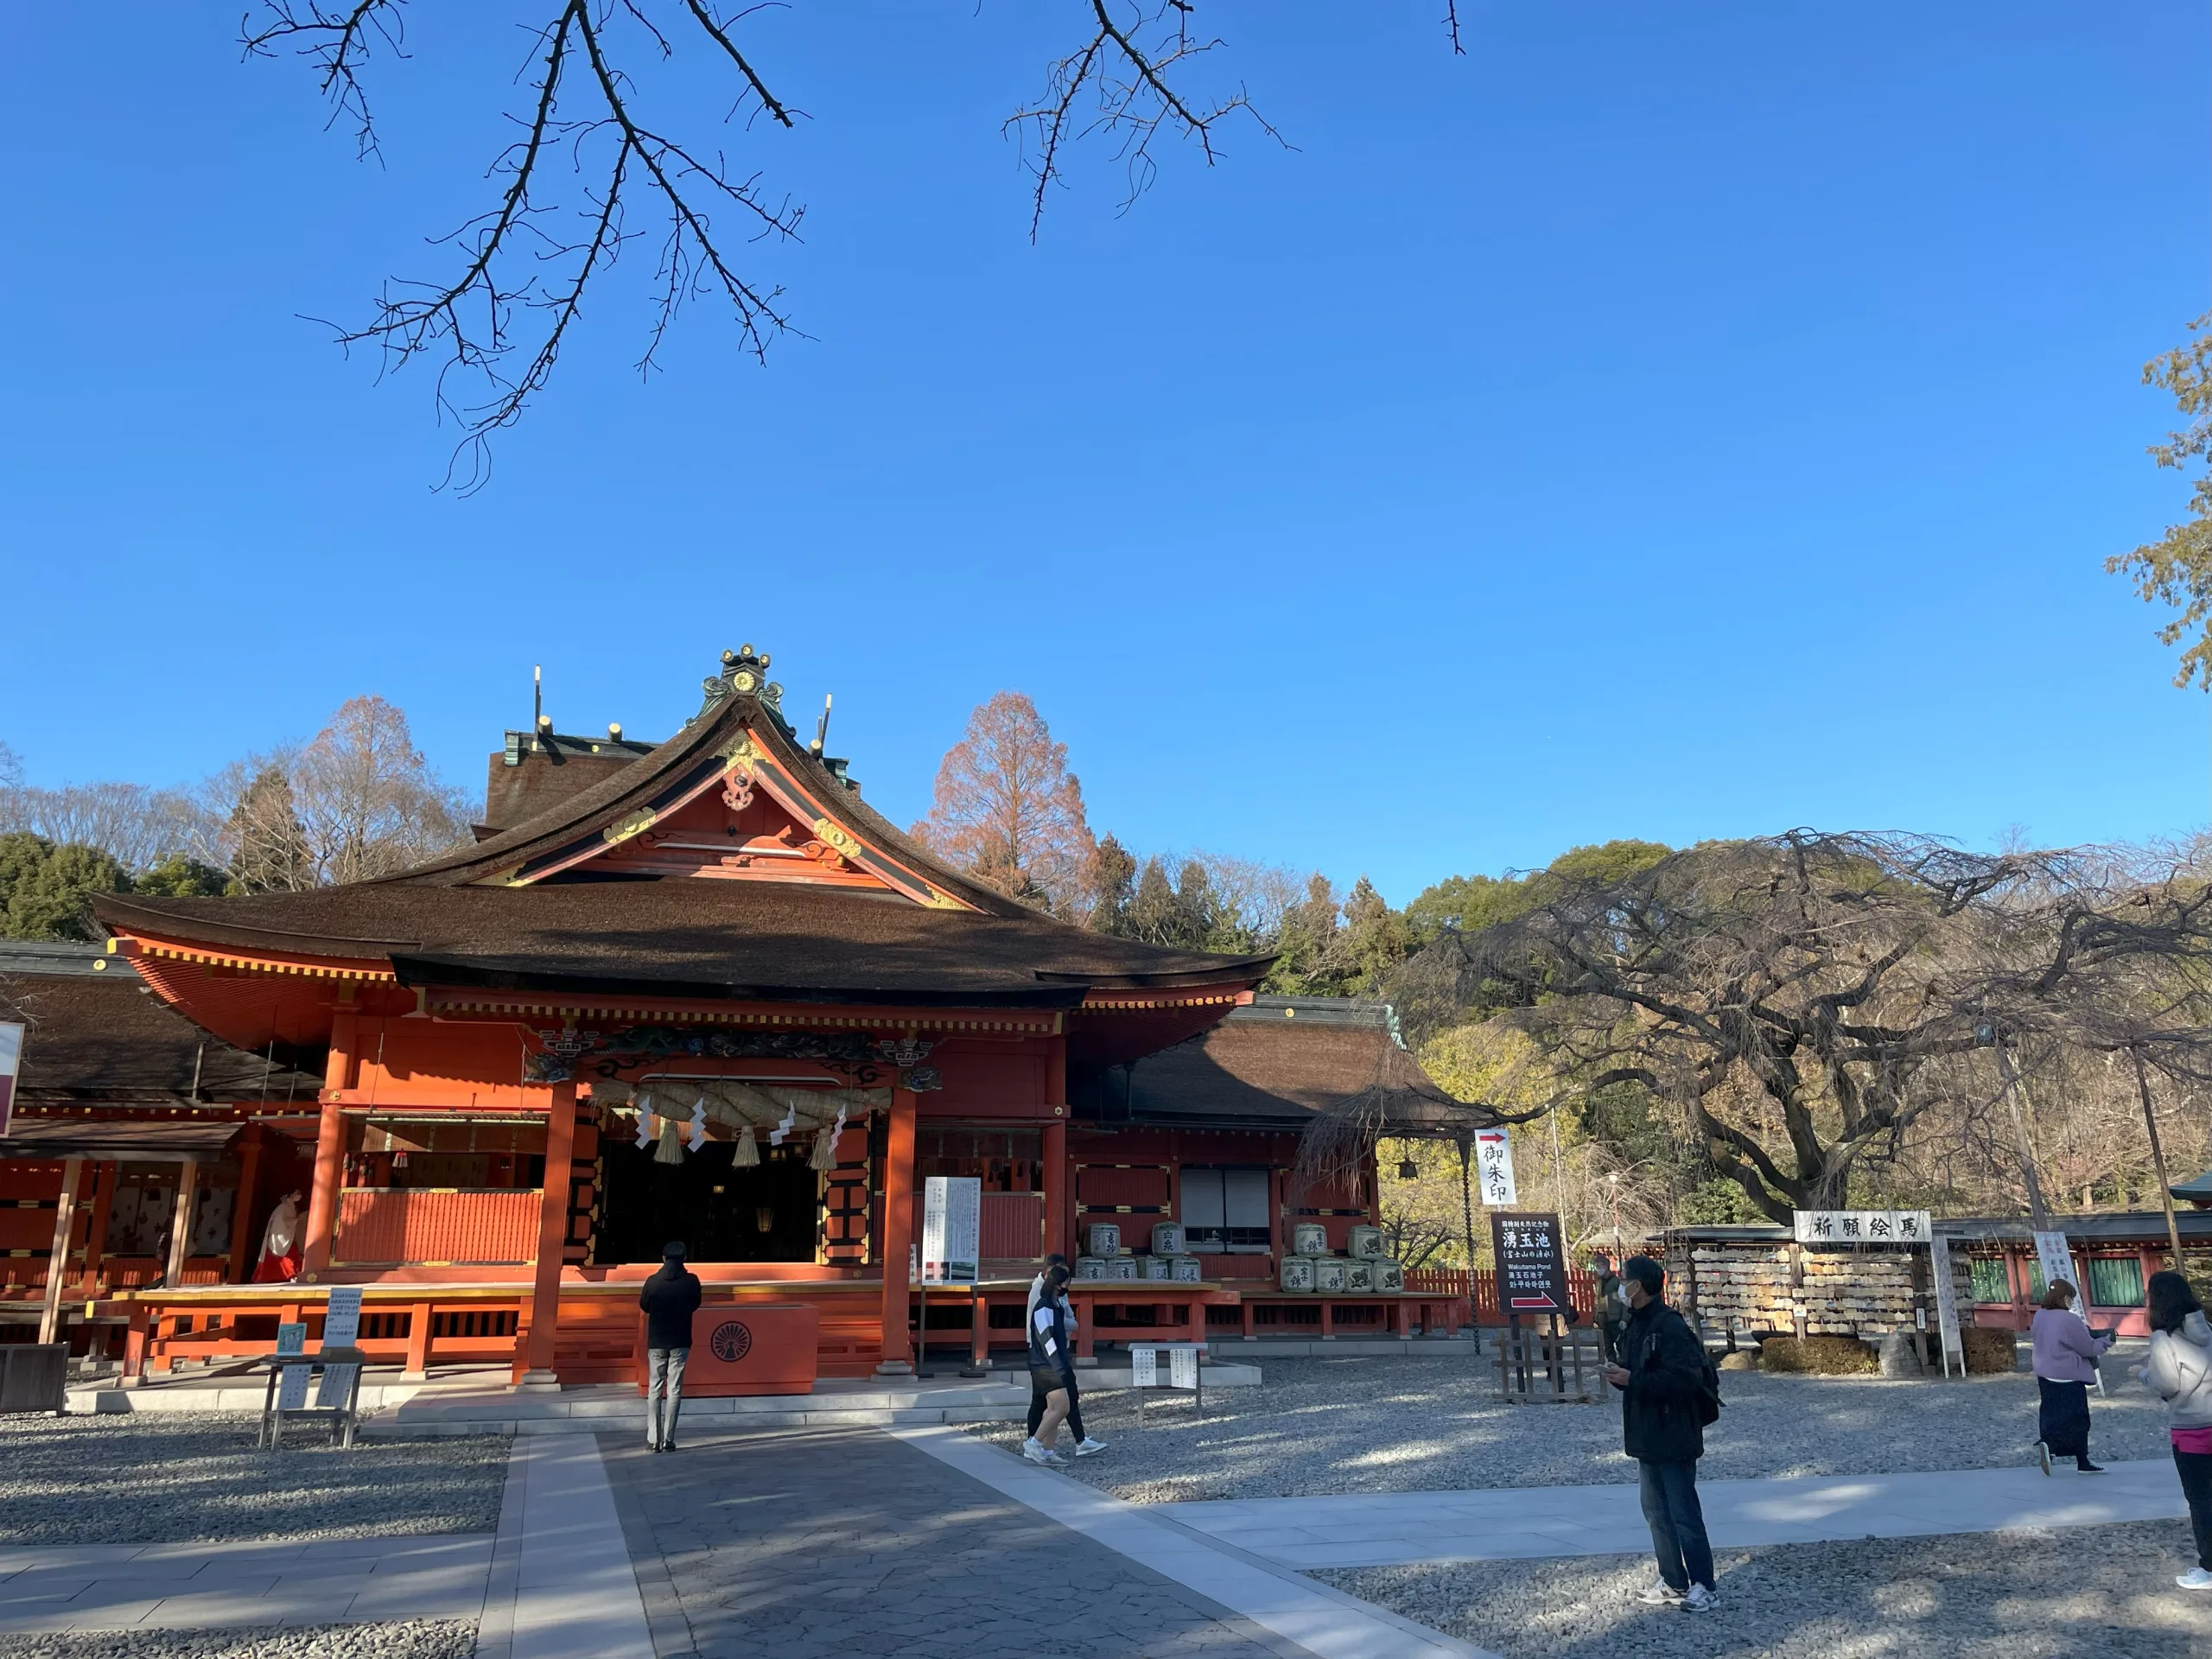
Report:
1603,1255,1718,1611
639,1241,703,1452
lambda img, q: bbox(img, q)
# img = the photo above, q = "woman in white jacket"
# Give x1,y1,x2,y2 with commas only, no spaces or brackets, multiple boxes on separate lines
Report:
2142,1270,2212,1591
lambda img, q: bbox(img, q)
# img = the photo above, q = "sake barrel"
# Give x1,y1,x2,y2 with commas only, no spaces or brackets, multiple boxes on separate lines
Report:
1347,1224,1389,1260
1084,1222,1122,1257
1373,1261,1405,1293
1152,1221,1187,1256
1291,1223,1329,1257
1106,1255,1139,1281
1074,1255,1109,1281
1169,1255,1203,1283
1314,1257,1350,1294
1344,1259,1376,1293
1278,1255,1317,1293
1140,1255,1174,1281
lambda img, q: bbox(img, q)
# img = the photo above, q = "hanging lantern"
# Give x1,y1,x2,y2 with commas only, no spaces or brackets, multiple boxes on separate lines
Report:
1398,1156,1421,1181
754,1205,776,1234
733,1125,760,1167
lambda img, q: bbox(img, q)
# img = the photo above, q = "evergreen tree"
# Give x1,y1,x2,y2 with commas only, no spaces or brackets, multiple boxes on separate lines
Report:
1338,875,1411,995
132,852,235,899
1263,873,1342,995
0,834,130,940
1084,834,1138,935
1127,856,1185,947
227,765,313,893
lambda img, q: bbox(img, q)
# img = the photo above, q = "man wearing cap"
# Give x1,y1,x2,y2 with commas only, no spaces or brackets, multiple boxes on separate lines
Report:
639,1241,703,1453
1603,1254,1719,1613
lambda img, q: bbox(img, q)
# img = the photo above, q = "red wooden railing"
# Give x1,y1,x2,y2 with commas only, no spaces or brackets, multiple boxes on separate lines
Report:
1404,1268,1599,1327
333,1189,539,1266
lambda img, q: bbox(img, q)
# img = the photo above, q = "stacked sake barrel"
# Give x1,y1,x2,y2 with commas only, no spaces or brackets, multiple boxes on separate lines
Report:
1074,1220,1203,1282
1275,1223,1407,1294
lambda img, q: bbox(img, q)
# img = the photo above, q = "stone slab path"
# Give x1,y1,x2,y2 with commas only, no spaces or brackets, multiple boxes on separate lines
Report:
0,1535,495,1633
601,1423,1491,1659
1163,1459,2189,1570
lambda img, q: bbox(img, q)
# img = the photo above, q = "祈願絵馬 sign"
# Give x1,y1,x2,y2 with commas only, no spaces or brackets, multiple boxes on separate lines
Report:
1791,1210,1932,1246
1491,1211,1571,1314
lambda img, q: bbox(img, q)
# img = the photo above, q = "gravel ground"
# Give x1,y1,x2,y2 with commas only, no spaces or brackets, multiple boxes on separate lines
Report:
1318,1522,2212,1658
0,1416,507,1546
971,1351,2175,1503
0,1624,475,1659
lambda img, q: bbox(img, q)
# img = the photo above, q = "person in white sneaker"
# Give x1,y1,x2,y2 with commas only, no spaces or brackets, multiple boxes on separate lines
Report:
2142,1270,2212,1589
1025,1255,1106,1457
1604,1256,1719,1613
1023,1262,1079,1466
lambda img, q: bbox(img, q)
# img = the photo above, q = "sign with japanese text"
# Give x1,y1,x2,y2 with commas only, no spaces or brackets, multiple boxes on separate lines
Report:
1474,1130,1517,1207
1491,1211,1571,1314
920,1176,980,1286
1929,1234,1964,1378
1791,1210,1932,1246
322,1286,364,1349
2033,1230,2078,1303
0,1021,22,1136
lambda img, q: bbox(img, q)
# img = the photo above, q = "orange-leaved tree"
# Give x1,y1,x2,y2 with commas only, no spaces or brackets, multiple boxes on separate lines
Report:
912,692,1096,917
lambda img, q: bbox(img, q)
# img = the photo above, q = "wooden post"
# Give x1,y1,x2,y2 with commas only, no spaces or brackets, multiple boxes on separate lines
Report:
1042,1117,1068,1266
38,1157,84,1346
165,1159,199,1289
876,1085,918,1374
301,1001,358,1278
82,1161,111,1291
2130,1046,2187,1270
404,1300,434,1379
227,1133,263,1285
518,1080,579,1388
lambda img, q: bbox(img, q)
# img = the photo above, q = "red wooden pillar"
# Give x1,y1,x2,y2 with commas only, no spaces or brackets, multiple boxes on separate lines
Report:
226,1135,263,1285
519,1081,580,1388
1046,1032,1071,1261
1042,1119,1068,1265
876,1085,918,1374
301,1001,358,1279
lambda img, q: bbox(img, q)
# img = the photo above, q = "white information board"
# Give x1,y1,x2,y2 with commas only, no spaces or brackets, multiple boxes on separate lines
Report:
0,1021,22,1136
1131,1347,1158,1388
1929,1234,1964,1379
276,1363,311,1409
920,1176,980,1286
322,1286,364,1349
315,1363,359,1408
2031,1230,2078,1301
1170,1347,1200,1390
1475,1129,1517,1206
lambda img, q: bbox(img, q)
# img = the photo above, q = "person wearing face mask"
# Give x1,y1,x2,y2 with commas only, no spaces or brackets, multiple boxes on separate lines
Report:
1604,1255,1721,1614
1591,1253,1625,1363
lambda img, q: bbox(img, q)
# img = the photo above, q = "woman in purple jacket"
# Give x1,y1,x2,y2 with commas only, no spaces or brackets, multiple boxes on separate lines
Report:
2032,1280,2114,1475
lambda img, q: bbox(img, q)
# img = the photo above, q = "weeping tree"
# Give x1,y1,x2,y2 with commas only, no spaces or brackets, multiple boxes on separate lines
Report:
1381,831,2212,1225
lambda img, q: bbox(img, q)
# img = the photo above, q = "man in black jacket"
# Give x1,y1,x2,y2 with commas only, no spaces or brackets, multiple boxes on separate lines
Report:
1603,1255,1717,1611
639,1242,702,1453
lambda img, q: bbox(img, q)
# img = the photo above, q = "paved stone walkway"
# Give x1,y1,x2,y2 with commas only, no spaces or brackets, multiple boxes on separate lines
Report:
599,1424,1471,1659
0,1535,494,1633
1165,1459,2190,1570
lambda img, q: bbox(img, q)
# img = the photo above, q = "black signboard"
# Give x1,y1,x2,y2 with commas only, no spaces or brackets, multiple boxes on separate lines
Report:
1491,1211,1572,1316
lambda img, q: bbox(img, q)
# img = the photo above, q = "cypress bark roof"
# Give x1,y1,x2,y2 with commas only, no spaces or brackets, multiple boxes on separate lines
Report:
1,953,322,1103
1083,997,1461,1128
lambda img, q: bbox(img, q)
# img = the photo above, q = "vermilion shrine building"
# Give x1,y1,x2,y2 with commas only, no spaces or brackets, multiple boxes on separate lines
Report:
1,648,1460,1386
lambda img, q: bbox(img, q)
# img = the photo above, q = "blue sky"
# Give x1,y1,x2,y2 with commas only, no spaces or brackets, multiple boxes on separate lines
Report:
3,3,2208,905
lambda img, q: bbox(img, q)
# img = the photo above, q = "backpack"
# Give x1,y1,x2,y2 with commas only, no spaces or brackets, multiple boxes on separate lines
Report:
1695,1344,1723,1427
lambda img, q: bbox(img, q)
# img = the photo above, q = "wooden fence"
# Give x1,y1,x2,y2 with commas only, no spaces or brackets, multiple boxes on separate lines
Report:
1404,1268,1601,1327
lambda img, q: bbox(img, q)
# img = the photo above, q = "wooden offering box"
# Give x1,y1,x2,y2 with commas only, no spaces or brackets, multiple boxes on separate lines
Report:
636,1303,819,1396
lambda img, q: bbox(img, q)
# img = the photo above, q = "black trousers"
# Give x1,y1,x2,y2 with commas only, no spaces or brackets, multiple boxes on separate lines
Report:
2037,1378,2092,1463
2177,1448,2212,1572
1027,1370,1085,1441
